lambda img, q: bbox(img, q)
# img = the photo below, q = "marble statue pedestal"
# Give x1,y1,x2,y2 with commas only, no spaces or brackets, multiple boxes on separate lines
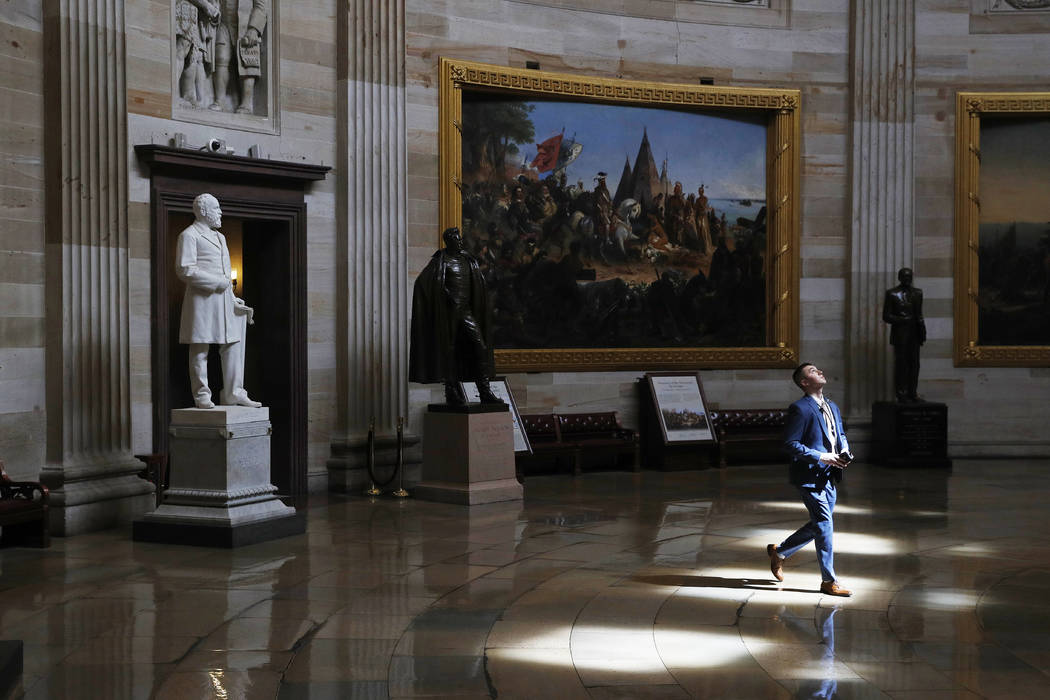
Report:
413,404,523,505
133,406,304,547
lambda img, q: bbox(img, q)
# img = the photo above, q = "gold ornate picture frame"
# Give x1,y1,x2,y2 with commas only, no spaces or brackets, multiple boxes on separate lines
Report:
954,92,1050,367
439,58,800,372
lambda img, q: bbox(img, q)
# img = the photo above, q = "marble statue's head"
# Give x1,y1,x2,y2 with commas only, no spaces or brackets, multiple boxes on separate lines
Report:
193,193,222,229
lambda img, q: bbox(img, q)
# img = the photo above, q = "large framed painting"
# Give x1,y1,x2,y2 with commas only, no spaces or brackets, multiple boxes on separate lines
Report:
955,92,1050,366
439,58,801,371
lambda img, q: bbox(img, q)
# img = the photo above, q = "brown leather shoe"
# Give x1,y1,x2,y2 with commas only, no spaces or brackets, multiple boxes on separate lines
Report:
767,544,783,581
820,581,852,597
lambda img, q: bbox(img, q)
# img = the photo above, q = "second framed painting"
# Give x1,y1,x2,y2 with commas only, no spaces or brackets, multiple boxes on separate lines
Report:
955,92,1050,367
439,58,801,372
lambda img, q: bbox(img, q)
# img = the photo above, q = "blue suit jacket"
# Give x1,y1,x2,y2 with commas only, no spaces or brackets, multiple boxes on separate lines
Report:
783,395,849,489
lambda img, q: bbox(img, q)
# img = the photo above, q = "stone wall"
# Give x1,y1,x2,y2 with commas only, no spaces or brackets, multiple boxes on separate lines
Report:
124,0,339,488
403,0,1050,455
0,2,45,479
403,0,853,432
912,0,1050,454
3,0,1049,495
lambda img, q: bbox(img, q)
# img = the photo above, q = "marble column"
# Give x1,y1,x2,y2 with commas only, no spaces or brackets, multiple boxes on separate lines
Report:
846,0,916,420
328,0,418,491
41,0,154,534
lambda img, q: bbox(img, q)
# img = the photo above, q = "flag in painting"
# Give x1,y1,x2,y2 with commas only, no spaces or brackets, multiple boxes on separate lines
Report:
531,133,563,173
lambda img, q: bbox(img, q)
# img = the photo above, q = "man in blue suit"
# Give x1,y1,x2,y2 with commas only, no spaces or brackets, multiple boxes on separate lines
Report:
767,363,852,597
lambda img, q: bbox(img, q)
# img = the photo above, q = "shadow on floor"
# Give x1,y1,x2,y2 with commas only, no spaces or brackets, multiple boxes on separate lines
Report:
633,574,819,594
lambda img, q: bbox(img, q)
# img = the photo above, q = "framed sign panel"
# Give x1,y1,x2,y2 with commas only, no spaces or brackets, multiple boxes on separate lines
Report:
645,372,715,445
439,57,801,371
460,378,533,454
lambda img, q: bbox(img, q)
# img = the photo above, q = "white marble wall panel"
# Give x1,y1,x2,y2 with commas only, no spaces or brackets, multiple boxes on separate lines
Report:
0,283,42,316
803,244,848,260
802,301,847,342
914,236,952,259
800,278,846,302
917,8,972,33
0,370,44,415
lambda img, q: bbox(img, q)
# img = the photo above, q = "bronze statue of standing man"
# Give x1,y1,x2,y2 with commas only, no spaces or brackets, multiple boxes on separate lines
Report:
882,267,926,402
410,227,502,406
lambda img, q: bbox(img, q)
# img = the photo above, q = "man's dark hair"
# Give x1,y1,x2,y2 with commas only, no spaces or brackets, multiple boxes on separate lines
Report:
792,362,814,390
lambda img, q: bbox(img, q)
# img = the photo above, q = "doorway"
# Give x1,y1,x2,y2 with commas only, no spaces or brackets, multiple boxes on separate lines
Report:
138,144,328,508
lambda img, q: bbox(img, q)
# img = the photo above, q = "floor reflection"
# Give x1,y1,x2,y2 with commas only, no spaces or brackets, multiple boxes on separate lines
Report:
1,459,1048,698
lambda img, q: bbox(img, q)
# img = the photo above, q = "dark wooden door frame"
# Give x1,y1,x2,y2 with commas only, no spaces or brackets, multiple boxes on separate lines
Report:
136,146,329,506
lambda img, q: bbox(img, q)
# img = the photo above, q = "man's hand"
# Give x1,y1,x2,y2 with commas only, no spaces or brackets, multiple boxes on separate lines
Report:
215,278,230,293
818,452,847,468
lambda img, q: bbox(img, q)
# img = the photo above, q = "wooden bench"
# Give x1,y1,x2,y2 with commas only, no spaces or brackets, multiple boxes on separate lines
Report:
519,412,639,476
0,458,50,548
709,409,789,468
518,414,580,477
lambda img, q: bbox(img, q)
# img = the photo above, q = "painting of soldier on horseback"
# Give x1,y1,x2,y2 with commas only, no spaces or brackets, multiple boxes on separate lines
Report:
459,94,770,352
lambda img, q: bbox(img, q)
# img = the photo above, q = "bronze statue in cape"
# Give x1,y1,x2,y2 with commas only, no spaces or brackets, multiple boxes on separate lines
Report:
409,227,504,406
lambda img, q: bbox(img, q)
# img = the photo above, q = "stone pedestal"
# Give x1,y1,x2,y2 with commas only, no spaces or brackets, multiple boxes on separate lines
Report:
870,401,952,468
413,404,523,505
133,407,304,547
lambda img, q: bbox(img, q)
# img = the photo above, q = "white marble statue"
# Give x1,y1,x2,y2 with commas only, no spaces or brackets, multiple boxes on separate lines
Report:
174,0,269,115
211,0,268,114
176,193,261,409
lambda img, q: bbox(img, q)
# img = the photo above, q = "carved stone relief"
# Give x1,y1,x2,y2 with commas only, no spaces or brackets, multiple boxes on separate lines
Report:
172,0,276,132
990,0,1050,11
699,0,768,5
509,1,783,28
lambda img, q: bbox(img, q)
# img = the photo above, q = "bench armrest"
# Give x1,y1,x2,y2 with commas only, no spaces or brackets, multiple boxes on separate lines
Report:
1,481,49,503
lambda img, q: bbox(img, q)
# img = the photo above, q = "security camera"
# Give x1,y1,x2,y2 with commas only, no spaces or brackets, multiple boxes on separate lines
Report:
206,138,226,152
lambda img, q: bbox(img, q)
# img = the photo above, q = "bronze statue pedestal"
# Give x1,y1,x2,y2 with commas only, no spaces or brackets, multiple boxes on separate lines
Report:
413,403,523,505
870,401,952,468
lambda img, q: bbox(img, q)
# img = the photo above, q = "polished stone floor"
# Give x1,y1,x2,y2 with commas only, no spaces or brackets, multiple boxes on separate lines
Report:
2,459,1049,699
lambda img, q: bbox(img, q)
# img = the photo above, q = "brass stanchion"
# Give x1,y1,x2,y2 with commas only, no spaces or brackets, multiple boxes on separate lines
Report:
392,416,409,498
363,416,381,496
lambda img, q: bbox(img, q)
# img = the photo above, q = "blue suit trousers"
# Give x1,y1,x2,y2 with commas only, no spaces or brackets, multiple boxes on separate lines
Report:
777,480,837,582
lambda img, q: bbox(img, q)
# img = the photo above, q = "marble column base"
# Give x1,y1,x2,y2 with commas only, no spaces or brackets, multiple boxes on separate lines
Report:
41,465,155,537
133,406,303,547
414,406,522,506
